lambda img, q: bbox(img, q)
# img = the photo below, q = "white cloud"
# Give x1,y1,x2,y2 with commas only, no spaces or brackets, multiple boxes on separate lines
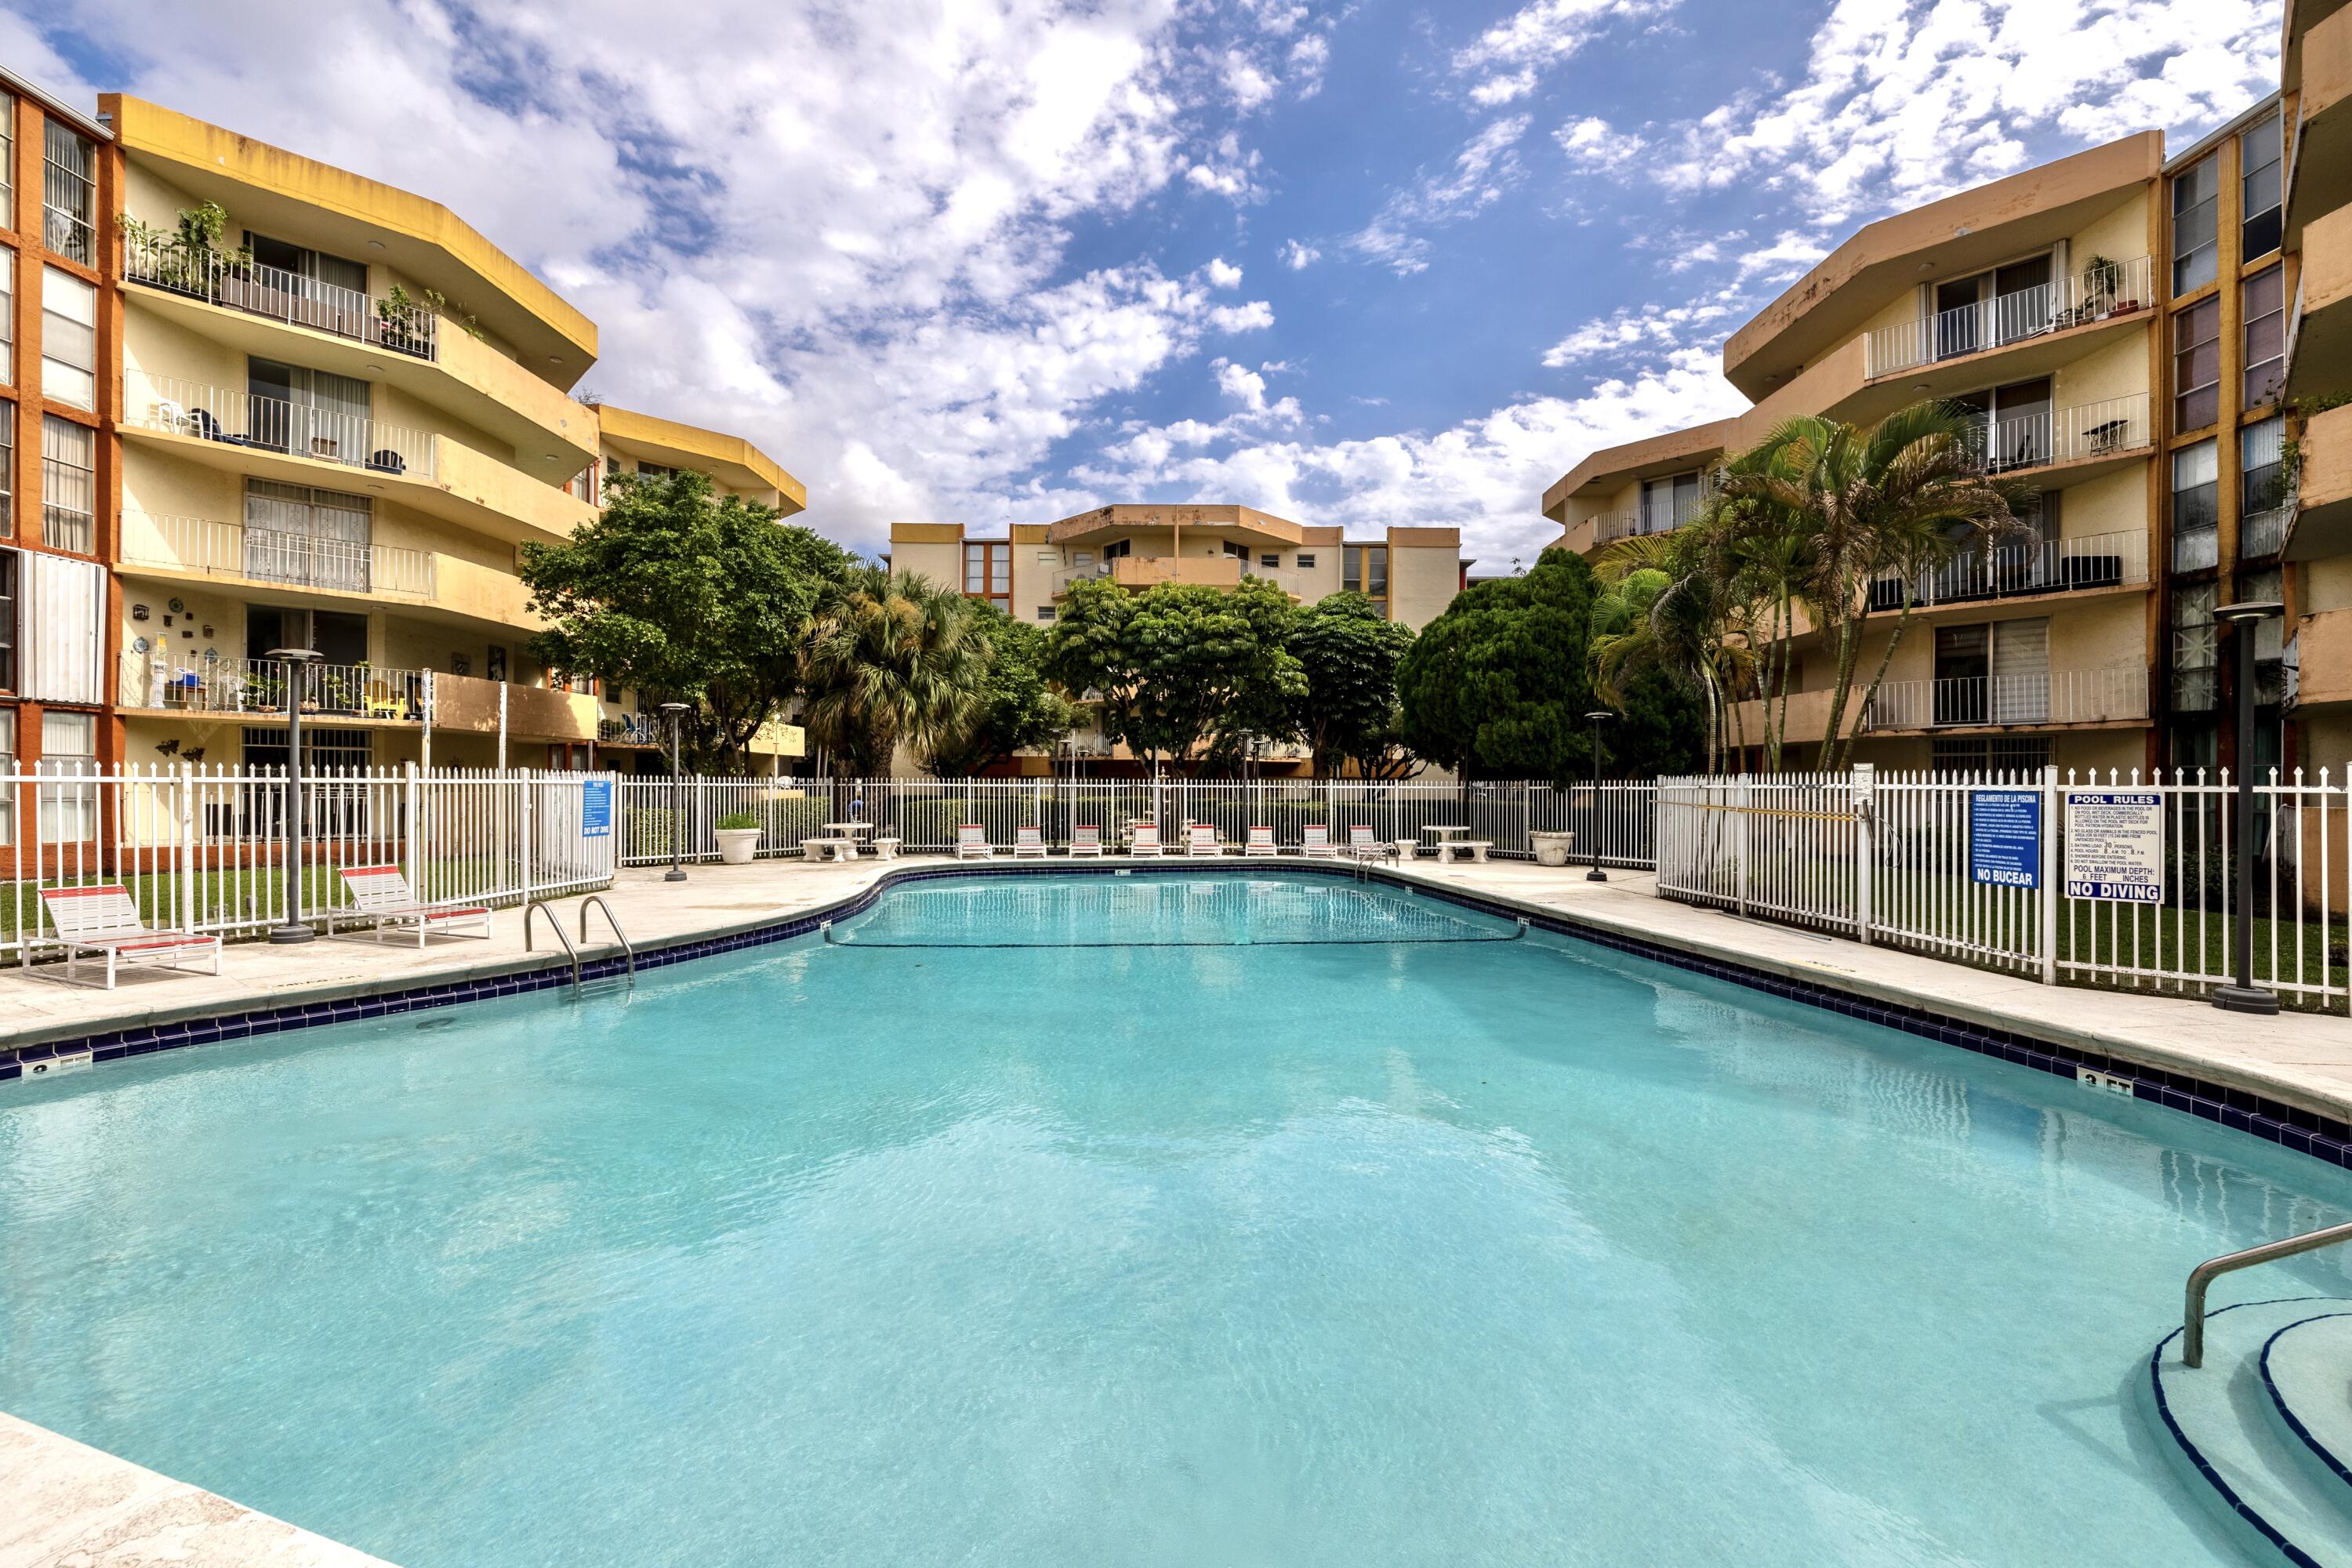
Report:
1349,115,1532,275
1208,298,1276,332
1555,115,1648,172
1452,0,1679,105
1279,238,1322,269
1541,299,1733,368
1205,256,1244,289
1223,49,1279,111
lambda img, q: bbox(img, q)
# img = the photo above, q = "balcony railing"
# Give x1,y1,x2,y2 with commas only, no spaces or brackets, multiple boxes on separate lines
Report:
1861,666,2148,731
1865,255,2155,379
126,373,438,480
600,714,664,746
123,233,437,360
1240,564,1309,597
2241,503,2294,558
120,652,428,721
1962,394,2151,474
1867,527,2146,610
1592,508,1641,545
120,512,436,597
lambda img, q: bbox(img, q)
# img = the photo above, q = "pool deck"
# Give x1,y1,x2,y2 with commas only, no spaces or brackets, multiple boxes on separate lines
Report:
0,1410,391,1567
2,851,2347,1120
5,851,2351,1566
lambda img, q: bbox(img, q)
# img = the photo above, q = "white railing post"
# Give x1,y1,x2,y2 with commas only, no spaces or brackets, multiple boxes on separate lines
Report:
519,771,535,902
2039,764,2060,984
404,761,423,895
177,762,198,936
1853,764,1875,945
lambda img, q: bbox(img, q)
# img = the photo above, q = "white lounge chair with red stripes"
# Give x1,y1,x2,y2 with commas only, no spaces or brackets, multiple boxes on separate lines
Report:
1128,823,1164,856
1069,825,1105,858
1244,825,1279,857
1186,823,1224,857
1013,825,1049,859
956,824,996,860
38,885,222,989
1300,824,1339,859
337,865,493,947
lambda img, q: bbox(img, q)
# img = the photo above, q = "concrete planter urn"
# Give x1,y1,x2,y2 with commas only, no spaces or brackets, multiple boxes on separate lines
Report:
715,828,762,866
1528,830,1576,868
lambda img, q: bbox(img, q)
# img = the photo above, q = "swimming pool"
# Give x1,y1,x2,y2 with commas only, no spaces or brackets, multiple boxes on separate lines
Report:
2,868,2345,1566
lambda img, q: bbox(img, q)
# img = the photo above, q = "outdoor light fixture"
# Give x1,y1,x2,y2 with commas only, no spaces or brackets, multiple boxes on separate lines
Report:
2212,601,2286,1016
265,648,325,944
1585,710,1616,884
661,702,692,884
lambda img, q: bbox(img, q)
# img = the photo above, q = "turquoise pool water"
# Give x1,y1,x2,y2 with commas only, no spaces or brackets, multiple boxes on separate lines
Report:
2,869,2347,1566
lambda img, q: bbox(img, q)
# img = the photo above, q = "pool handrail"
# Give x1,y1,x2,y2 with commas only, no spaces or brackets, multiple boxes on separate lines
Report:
524,899,581,993
579,895,635,985
2183,1219,2352,1367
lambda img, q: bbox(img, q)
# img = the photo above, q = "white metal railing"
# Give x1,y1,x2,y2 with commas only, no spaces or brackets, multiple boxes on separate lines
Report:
1241,565,1310,597
1963,394,2152,474
118,652,428,721
1052,563,1116,594
0,766,614,966
2243,503,2294,558
616,777,1660,868
122,232,437,359
1869,527,2147,608
1592,509,1641,545
120,512,436,597
1860,666,2148,731
1865,255,2155,379
1657,766,2352,1013
125,372,438,481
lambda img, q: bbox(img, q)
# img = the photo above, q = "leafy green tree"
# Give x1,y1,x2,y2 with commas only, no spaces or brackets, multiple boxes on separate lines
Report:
799,567,992,776
921,604,1080,775
519,470,849,771
1588,571,1710,778
1042,577,1303,770
1289,592,1418,778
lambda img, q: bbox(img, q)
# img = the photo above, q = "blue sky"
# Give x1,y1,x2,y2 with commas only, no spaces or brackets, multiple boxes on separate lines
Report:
7,0,2283,567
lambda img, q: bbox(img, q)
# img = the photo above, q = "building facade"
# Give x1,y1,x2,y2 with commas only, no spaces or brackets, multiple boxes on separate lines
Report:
887,506,1466,773
90,93,804,782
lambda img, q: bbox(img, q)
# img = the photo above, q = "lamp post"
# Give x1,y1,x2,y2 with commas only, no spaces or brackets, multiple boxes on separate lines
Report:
265,647,323,943
1584,709,1615,883
661,702,691,883
2212,600,2285,1016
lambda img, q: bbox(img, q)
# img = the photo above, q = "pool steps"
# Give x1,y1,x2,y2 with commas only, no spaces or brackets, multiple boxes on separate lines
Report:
2147,1298,2352,1564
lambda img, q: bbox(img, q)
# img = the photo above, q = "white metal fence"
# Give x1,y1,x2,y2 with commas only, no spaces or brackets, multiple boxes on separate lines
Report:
1657,767,2352,1012
1864,254,2154,377
125,372,439,481
0,766,615,965
618,777,1660,867
123,230,438,358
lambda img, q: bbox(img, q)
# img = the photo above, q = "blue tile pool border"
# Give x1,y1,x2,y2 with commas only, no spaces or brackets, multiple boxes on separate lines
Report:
5,858,2347,1172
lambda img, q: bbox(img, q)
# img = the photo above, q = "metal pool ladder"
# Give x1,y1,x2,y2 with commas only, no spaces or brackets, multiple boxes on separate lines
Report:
2182,1219,2352,1367
524,897,635,996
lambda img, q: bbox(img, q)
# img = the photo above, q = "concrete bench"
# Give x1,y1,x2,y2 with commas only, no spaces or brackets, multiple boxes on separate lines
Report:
803,837,858,864
871,837,901,862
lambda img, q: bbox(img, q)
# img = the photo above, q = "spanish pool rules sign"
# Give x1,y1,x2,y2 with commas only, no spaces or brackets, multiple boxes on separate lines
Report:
1969,789,2042,888
2063,791,2165,903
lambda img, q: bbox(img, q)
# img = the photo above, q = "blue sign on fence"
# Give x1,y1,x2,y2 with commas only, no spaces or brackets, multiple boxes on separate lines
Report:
1969,789,2041,888
581,778,613,839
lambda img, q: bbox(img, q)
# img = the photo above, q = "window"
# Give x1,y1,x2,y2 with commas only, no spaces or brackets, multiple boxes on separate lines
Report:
2242,416,2289,557
2171,154,2218,296
567,464,598,504
963,540,1010,612
40,414,94,553
1260,553,1279,568
0,707,13,845
1933,256,2055,358
1640,471,1704,532
36,710,96,842
1295,552,1316,569
2171,440,2218,572
0,406,13,539
1072,550,1092,568
2242,112,2284,263
242,233,371,339
40,266,96,411
0,92,13,231
1932,619,2049,725
1036,606,1056,623
1102,539,1131,561
1953,377,2053,471
0,249,13,383
2172,297,2220,431
2172,583,2219,712
245,479,374,591
0,550,16,690
2241,564,2286,673
1035,549,1058,566
637,460,675,479
247,358,371,463
42,120,96,266
2243,265,2285,408
1344,545,1388,599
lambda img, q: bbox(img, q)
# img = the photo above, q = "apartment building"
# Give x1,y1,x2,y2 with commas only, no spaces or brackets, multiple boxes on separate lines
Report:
887,506,1465,772
96,95,805,776
0,70,118,819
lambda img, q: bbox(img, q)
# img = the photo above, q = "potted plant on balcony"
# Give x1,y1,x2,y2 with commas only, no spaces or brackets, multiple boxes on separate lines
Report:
715,811,763,866
376,285,431,357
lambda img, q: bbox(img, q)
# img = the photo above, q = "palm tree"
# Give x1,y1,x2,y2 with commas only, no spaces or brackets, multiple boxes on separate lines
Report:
1715,401,2031,771
798,567,990,777
1593,524,1756,773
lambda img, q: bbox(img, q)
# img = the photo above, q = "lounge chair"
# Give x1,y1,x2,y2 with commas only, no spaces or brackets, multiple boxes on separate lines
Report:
336,864,494,946
1013,825,1049,859
1300,824,1339,860
1186,824,1223,857
38,885,223,989
956,824,996,860
1244,825,1279,857
1345,826,1398,863
1069,826,1105,858
1129,823,1165,856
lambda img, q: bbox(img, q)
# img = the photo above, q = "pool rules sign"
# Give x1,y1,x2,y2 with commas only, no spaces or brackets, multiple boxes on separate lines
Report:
2063,791,2165,903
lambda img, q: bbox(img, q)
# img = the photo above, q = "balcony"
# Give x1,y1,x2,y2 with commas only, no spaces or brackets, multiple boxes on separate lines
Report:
1867,528,2147,611
2287,608,2352,708
121,511,437,599
2288,206,2352,405
120,652,428,721
2242,503,2295,559
126,372,437,479
1863,256,2154,379
1860,666,2148,731
2288,2,2352,248
2288,401,2352,561
125,234,436,359
1962,394,2151,477
1052,555,1248,595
